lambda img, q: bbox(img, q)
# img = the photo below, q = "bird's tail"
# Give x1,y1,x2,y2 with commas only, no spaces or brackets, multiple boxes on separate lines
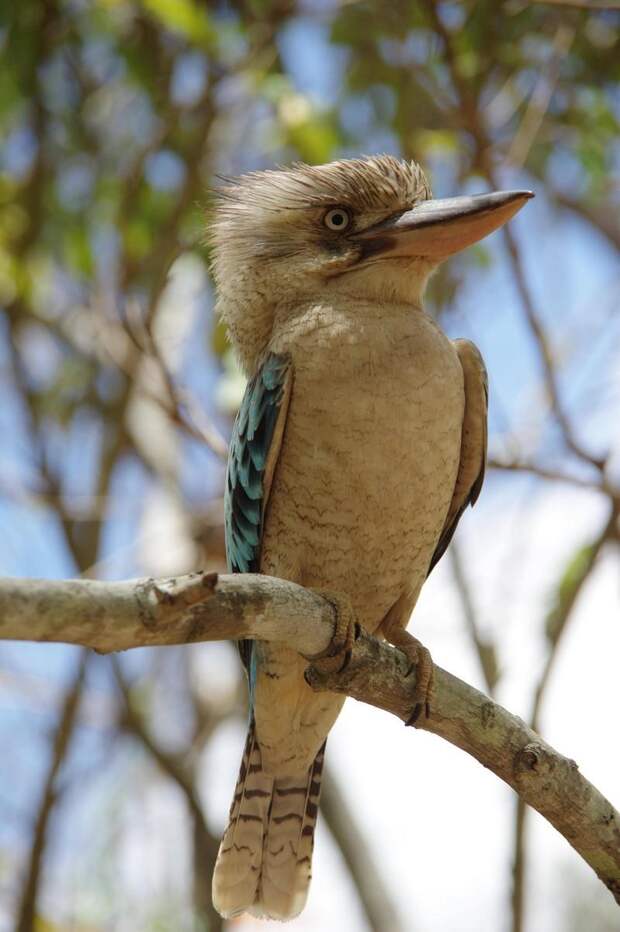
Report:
212,719,325,921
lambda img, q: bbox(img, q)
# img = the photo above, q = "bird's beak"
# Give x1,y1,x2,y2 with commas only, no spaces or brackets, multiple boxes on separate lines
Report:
356,190,534,261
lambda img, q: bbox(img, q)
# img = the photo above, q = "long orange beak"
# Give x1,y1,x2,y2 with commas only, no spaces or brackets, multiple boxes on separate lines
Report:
356,190,534,260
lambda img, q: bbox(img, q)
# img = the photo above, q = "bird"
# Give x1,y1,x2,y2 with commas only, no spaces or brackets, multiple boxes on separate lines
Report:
208,155,532,921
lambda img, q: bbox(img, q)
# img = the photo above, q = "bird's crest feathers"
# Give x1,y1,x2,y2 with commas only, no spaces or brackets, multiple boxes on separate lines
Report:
210,154,430,218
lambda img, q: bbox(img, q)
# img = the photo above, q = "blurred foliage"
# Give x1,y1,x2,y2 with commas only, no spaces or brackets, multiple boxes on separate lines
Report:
0,1,619,930
545,539,598,645
334,0,619,186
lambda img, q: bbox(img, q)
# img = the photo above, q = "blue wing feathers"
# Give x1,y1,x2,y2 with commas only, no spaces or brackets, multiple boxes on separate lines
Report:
262,354,288,390
224,351,290,573
248,390,269,439
225,352,291,679
235,485,261,523
233,508,261,545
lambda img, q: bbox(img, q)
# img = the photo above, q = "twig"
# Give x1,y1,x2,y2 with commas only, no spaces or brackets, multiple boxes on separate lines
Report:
425,0,606,471
449,543,499,694
505,25,575,169
510,503,618,932
321,764,405,932
112,658,222,931
2,570,619,906
14,652,89,932
551,189,620,254
536,505,617,735
487,458,603,490
135,320,228,460
102,326,228,458
500,223,606,468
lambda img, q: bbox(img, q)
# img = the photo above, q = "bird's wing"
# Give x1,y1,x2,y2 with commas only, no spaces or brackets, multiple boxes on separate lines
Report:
427,339,488,575
225,352,293,672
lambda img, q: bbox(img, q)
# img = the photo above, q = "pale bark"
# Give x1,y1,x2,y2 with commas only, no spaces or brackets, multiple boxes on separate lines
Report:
2,571,619,907
0,572,335,656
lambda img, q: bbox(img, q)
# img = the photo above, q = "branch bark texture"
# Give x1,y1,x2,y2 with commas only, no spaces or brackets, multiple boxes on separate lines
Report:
2,572,619,907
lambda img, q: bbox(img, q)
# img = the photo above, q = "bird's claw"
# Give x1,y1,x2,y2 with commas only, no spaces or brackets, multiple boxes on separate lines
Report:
403,638,434,725
384,631,434,726
308,590,357,675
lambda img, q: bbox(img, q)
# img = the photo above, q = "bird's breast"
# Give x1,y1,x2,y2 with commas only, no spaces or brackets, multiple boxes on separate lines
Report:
262,303,465,630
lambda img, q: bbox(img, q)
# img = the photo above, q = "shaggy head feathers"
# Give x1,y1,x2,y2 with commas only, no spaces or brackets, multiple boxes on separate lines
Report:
212,155,430,215
209,155,432,372
210,155,430,260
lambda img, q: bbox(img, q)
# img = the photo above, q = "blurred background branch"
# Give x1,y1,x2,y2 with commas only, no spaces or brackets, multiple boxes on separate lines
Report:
15,652,89,932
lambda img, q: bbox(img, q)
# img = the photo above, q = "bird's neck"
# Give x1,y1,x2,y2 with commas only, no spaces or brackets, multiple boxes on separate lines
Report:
268,296,435,378
218,264,432,377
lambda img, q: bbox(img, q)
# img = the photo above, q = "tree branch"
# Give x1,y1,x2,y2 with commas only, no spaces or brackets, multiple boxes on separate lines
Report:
15,652,89,932
112,658,222,931
505,24,575,170
551,189,620,254
509,502,618,931
321,764,406,932
424,0,607,472
2,571,619,907
0,573,335,656
449,543,499,695
488,458,604,490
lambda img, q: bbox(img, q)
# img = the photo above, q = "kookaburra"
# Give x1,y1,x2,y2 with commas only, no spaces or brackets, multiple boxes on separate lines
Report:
209,155,532,920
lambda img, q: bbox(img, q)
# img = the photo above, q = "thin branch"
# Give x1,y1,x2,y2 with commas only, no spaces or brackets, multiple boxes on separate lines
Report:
118,314,228,460
552,189,620,254
505,25,575,169
321,764,405,932
487,458,603,490
533,505,617,734
112,658,222,931
14,652,89,932
500,222,605,468
449,543,499,695
510,503,618,932
1,570,619,907
424,0,606,472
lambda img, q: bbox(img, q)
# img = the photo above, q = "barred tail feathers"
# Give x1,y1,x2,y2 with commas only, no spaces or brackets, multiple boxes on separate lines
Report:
252,742,325,920
212,723,325,921
212,721,272,918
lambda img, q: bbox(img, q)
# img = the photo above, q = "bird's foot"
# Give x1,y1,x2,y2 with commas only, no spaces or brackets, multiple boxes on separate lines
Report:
384,627,434,725
308,590,357,675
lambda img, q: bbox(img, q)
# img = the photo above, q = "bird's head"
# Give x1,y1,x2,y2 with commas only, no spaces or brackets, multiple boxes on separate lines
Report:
209,155,532,372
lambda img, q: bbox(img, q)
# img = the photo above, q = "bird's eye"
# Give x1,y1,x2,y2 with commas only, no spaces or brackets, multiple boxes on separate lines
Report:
323,208,351,232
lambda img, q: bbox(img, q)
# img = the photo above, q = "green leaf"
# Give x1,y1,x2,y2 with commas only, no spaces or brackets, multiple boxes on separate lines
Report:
63,226,94,278
137,0,216,48
545,542,597,645
286,116,339,165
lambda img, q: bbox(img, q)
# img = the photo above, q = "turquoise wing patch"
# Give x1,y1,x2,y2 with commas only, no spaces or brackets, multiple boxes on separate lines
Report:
225,353,291,677
225,352,290,573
